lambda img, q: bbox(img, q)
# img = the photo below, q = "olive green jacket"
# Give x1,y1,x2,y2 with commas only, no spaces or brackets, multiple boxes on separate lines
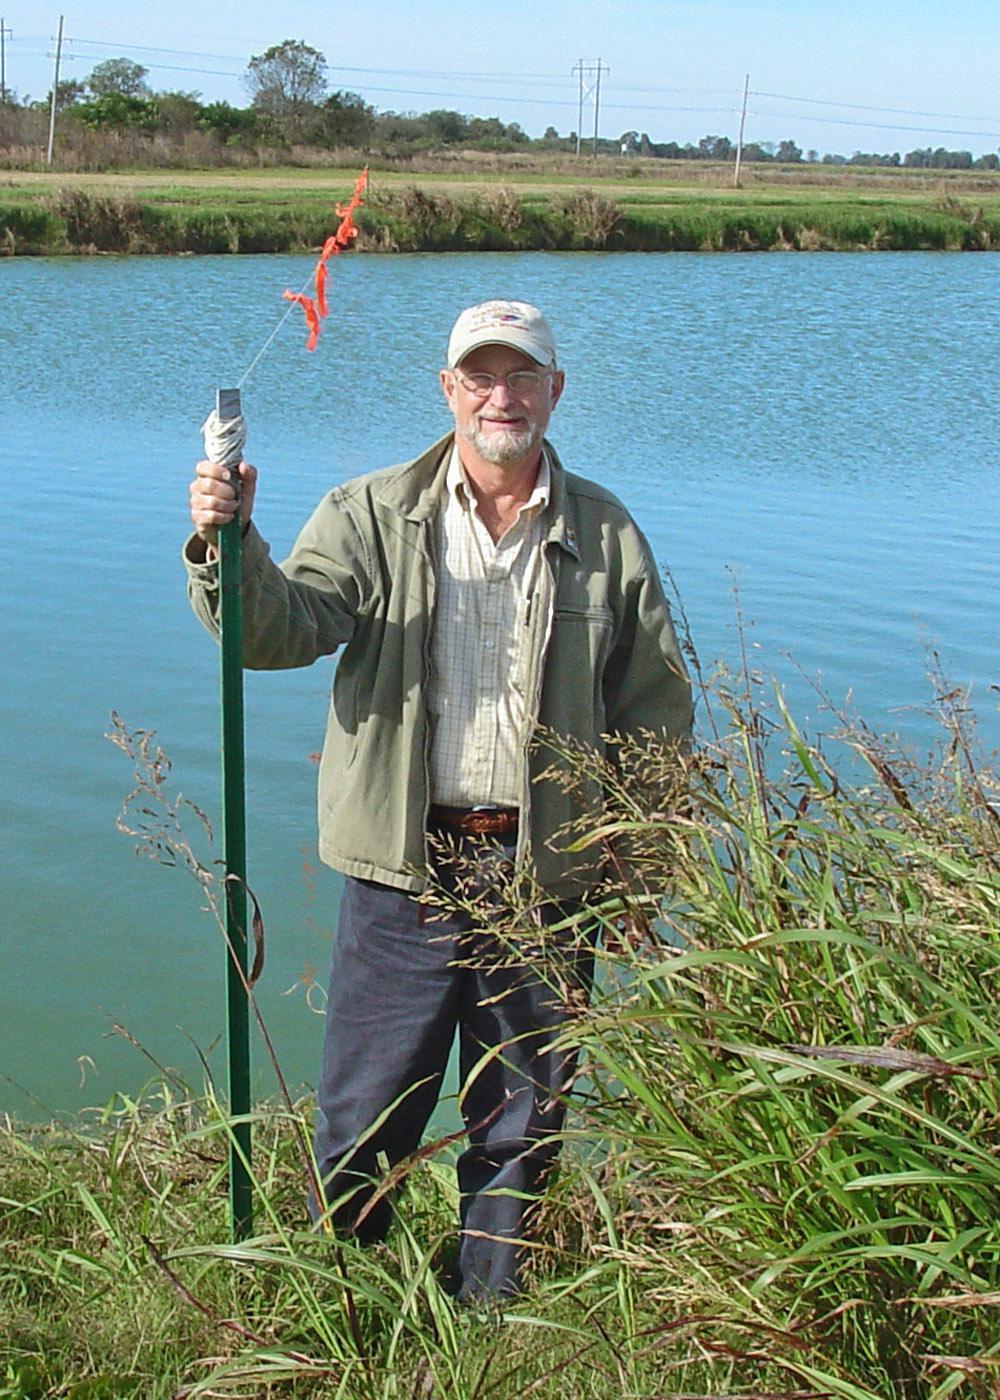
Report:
184,433,693,896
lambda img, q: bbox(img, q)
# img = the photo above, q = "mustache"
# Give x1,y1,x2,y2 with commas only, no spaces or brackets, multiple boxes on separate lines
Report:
460,422,540,464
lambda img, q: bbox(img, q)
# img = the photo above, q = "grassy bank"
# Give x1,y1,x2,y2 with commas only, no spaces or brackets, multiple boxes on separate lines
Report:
2,662,998,1397
5,165,1000,253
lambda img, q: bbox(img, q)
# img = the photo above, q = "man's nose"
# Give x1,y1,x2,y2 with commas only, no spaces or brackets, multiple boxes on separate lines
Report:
486,375,513,405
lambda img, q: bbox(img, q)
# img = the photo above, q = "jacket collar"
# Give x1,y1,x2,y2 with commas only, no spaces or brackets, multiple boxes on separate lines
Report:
542,441,581,560
375,432,581,561
374,432,453,522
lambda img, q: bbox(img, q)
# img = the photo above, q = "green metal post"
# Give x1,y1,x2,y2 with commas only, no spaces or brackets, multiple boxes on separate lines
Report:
216,387,253,1241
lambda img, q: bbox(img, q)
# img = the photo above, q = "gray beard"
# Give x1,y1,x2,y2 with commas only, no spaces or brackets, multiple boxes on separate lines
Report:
460,423,539,465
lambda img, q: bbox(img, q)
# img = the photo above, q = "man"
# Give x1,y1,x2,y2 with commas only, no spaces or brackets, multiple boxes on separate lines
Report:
185,299,693,1300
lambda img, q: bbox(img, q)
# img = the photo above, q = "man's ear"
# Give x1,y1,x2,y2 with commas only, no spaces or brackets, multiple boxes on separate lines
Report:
550,369,566,410
440,368,458,414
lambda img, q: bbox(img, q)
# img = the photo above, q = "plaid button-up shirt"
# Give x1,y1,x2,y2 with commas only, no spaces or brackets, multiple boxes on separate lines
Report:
427,444,551,807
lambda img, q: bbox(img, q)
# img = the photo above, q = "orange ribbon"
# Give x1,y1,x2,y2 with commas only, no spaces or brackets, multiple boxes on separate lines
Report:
314,261,329,319
282,291,321,351
284,167,368,352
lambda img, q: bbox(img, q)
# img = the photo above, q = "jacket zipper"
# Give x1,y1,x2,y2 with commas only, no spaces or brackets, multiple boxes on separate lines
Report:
420,516,438,884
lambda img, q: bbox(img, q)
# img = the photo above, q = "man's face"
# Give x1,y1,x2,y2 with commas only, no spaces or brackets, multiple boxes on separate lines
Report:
440,345,565,468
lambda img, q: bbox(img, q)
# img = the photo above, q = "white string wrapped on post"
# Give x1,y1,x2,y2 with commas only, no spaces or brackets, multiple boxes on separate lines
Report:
201,409,247,475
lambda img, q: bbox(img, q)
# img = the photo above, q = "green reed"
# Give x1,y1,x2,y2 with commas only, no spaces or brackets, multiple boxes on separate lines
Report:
524,645,1000,1398
2,656,997,1397
6,180,1000,254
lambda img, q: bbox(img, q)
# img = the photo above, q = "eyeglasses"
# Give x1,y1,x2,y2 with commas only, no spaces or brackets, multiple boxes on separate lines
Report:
450,367,552,397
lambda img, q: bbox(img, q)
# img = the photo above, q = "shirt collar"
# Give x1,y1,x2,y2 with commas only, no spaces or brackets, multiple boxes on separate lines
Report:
446,443,552,518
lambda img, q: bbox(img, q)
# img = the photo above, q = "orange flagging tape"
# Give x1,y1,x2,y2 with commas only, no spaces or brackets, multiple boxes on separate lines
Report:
283,167,368,353
281,291,322,351
315,261,329,319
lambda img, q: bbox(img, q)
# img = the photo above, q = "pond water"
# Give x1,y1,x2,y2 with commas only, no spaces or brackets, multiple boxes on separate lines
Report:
1,249,997,1119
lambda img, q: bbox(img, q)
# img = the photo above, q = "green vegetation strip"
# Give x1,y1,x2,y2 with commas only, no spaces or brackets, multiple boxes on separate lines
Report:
2,666,998,1396
5,176,1000,253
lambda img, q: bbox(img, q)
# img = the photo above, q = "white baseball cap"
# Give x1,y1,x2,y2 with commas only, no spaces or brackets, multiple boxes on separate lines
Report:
446,299,557,368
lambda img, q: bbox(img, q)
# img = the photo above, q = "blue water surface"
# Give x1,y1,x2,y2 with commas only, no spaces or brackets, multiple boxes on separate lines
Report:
1,250,997,1117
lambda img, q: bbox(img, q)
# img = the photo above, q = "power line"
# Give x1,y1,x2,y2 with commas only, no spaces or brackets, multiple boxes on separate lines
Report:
59,53,242,79
53,35,244,61
43,50,1000,137
7,24,1000,119
17,27,1000,130
38,28,1000,121
749,107,1000,140
52,56,732,114
37,34,587,85
57,55,583,94
752,88,1000,126
14,43,738,115
26,34,722,92
10,29,1000,148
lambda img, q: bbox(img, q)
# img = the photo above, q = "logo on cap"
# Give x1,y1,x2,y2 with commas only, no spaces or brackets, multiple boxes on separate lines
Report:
447,300,556,368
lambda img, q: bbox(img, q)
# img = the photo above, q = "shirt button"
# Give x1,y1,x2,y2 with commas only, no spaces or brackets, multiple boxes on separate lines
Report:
485,637,495,650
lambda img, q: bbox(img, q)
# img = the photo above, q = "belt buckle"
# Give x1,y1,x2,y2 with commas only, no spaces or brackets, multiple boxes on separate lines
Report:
471,807,516,837
429,804,518,837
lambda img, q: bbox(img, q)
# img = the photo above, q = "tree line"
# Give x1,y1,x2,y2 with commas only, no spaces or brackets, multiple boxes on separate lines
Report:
2,38,997,172
627,132,1000,171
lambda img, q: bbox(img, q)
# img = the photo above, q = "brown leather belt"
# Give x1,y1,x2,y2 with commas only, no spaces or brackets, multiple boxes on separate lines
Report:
428,805,519,837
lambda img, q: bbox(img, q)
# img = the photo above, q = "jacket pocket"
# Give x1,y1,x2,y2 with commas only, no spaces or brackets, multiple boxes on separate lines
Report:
553,605,614,625
547,607,615,742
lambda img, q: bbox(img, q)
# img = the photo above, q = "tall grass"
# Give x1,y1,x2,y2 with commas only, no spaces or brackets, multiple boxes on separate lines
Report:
529,648,1000,1397
1,658,997,1396
5,181,1000,254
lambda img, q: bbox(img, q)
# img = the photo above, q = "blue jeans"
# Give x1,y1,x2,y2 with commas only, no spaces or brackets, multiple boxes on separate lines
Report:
311,828,593,1300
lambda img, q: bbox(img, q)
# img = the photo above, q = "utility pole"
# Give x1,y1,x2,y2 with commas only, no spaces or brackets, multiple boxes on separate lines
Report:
573,59,584,157
734,71,749,188
1,19,11,105
592,58,603,157
572,59,607,158
46,14,64,166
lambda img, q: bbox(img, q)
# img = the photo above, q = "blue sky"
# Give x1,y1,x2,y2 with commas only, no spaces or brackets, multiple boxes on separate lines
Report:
6,0,1000,156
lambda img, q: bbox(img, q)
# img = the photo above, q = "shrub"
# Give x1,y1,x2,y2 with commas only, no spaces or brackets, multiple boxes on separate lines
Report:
0,201,62,254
